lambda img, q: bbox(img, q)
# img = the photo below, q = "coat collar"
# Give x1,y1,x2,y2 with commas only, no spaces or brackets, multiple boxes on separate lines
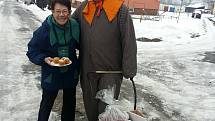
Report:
83,0,124,25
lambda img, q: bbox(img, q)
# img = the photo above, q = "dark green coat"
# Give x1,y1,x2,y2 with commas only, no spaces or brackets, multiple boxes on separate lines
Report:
26,17,80,90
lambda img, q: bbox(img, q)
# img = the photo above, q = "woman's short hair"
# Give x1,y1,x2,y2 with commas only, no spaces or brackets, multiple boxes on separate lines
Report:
51,0,71,10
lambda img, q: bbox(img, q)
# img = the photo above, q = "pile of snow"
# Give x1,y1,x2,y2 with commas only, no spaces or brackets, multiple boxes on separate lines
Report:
21,3,51,21
0,1,4,6
21,3,77,21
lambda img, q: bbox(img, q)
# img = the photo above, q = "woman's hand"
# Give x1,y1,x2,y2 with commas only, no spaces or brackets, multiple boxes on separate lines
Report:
44,57,53,66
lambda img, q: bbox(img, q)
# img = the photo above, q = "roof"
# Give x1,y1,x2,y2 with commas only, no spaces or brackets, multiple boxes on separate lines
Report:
186,3,204,8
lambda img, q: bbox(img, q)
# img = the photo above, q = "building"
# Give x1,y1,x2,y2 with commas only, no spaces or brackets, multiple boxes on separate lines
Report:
71,0,161,15
185,3,205,13
160,3,184,13
124,0,160,15
160,0,191,5
185,2,214,13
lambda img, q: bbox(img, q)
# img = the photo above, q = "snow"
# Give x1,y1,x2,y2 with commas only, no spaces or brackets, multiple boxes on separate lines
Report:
0,1,3,6
186,3,204,8
210,16,215,21
12,3,215,121
20,3,77,20
20,3,52,20
133,13,215,120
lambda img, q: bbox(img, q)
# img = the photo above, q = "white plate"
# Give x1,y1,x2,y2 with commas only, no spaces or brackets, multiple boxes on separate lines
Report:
50,60,72,67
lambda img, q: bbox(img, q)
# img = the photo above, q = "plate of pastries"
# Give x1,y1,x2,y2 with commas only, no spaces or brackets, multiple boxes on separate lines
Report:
48,57,72,67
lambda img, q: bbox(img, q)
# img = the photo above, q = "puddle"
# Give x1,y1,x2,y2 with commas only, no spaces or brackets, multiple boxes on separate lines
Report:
17,27,30,32
21,63,40,75
208,18,215,26
190,33,200,38
137,37,162,42
202,51,215,64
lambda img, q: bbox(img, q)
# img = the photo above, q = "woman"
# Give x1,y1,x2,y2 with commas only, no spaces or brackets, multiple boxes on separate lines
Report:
26,0,79,120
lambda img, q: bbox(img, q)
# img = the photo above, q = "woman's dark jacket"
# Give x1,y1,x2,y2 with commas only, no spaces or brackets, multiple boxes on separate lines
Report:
26,17,79,90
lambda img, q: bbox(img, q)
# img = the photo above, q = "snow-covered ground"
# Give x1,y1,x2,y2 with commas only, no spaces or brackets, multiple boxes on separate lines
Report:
0,1,4,5
133,13,215,120
2,2,215,121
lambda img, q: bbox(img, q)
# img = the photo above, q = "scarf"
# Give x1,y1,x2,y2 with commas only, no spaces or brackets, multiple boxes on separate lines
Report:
47,15,79,46
83,0,124,25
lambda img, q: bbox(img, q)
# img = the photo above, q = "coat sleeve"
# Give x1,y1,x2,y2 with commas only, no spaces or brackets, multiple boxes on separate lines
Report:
71,3,82,23
71,18,80,45
71,1,87,23
26,27,47,66
71,4,83,51
119,6,137,78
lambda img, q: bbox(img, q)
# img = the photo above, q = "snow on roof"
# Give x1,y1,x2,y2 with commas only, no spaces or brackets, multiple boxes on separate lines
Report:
186,3,204,8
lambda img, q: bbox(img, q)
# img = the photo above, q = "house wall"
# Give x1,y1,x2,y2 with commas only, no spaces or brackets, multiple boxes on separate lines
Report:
160,4,182,12
124,0,160,9
124,0,160,15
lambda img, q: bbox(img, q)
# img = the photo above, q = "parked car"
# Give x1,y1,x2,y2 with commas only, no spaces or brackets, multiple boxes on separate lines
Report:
192,10,202,19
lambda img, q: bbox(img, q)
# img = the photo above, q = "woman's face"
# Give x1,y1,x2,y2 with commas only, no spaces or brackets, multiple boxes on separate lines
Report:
52,3,70,26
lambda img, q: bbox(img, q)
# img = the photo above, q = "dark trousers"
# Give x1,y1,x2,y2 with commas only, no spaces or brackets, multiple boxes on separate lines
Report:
38,88,76,121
